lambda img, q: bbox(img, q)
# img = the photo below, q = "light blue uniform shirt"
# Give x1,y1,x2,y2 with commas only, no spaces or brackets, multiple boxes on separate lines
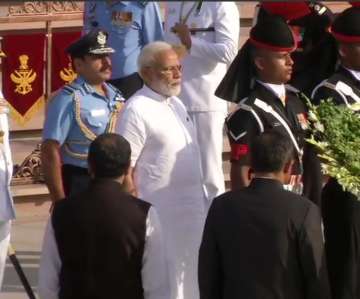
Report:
83,1,164,79
42,77,125,168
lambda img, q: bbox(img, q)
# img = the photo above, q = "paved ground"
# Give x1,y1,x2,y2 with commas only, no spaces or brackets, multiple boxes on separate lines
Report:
2,195,50,299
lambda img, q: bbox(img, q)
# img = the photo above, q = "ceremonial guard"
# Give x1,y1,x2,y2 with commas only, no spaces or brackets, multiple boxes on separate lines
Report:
83,1,164,99
255,1,337,97
312,6,360,299
0,49,15,290
41,30,125,203
220,16,319,203
164,1,239,201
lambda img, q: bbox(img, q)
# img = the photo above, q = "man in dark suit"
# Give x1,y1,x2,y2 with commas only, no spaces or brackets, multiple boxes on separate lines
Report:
38,133,169,299
198,131,330,299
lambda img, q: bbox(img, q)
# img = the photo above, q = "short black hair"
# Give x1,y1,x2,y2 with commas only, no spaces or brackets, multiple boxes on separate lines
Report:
250,131,295,173
88,133,131,178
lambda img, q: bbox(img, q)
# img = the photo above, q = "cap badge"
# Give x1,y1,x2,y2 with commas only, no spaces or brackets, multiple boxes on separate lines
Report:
97,31,106,46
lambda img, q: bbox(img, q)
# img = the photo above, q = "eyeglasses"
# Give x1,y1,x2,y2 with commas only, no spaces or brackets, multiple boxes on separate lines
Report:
158,64,182,75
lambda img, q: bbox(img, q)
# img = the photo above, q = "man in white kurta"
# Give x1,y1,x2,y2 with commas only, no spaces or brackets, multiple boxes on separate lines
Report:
164,2,239,200
117,42,207,299
0,89,15,290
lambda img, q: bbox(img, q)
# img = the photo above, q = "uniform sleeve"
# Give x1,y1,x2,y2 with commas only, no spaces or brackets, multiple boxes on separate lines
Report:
298,203,331,299
42,93,74,145
190,2,239,64
38,219,61,299
142,207,170,299
141,2,164,45
83,1,97,33
198,197,222,299
226,108,260,163
312,85,346,106
116,104,147,167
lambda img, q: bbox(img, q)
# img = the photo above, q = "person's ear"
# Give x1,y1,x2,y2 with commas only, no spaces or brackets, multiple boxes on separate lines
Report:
140,67,153,83
283,159,294,176
124,163,131,176
73,57,83,71
254,56,265,71
338,44,346,58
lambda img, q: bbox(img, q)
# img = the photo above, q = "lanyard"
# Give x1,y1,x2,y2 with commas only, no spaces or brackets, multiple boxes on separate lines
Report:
179,2,197,24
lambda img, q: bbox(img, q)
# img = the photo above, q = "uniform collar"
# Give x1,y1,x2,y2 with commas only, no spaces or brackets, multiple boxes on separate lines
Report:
257,80,286,103
142,84,173,103
249,177,284,191
74,76,120,100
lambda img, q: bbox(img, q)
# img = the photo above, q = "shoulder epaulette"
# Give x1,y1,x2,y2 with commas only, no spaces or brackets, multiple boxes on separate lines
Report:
62,83,80,95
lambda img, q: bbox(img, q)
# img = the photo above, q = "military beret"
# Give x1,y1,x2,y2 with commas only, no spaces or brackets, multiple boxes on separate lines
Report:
331,6,360,43
250,15,296,52
66,29,115,58
261,2,311,22
261,1,333,27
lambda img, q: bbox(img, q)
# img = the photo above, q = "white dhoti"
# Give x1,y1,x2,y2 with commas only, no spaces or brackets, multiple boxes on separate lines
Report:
156,200,206,299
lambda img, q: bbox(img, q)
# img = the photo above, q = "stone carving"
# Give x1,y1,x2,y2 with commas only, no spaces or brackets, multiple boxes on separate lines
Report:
12,143,44,185
51,1,82,13
8,1,83,16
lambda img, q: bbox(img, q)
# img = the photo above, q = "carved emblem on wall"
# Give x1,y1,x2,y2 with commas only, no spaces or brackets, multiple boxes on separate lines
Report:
12,143,44,185
8,1,83,16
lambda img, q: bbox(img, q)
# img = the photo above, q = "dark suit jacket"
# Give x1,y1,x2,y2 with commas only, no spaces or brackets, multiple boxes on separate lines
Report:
199,178,331,299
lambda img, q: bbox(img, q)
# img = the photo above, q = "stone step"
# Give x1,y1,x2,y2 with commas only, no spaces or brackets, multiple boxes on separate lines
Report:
11,183,48,198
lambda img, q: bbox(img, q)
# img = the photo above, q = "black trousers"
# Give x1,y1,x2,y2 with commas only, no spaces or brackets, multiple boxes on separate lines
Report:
322,178,360,299
62,164,90,198
108,72,143,100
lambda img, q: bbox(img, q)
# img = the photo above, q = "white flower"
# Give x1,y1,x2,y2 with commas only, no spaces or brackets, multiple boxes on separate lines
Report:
314,121,324,133
308,110,318,122
349,103,360,112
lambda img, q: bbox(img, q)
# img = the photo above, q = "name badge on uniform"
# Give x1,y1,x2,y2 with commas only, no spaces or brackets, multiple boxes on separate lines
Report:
297,113,308,130
91,109,106,117
112,11,133,26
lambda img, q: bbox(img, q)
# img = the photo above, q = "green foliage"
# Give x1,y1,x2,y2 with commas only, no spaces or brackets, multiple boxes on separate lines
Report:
306,99,360,198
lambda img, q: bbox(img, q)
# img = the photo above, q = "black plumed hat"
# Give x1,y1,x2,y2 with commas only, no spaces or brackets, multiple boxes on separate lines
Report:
215,16,295,103
249,16,296,52
331,6,360,43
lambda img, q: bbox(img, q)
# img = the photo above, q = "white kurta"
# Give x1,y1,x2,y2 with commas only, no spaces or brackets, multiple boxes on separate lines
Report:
117,85,207,299
0,92,15,290
164,2,240,200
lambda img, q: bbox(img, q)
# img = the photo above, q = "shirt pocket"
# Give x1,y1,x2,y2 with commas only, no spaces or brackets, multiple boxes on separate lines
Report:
81,110,108,131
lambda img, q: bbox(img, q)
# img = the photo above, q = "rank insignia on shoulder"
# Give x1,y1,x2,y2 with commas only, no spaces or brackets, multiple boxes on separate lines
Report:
62,83,79,95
